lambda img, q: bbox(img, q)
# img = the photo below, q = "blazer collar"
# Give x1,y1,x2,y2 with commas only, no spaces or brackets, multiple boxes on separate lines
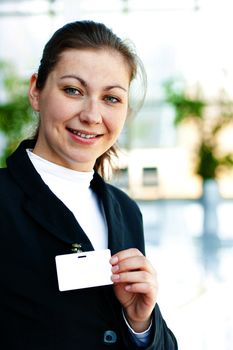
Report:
7,140,125,253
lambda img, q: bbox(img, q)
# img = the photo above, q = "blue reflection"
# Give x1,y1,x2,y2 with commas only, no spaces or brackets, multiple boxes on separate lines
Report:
137,199,233,350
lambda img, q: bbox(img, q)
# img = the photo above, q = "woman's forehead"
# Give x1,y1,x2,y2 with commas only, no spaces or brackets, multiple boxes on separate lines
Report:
55,48,132,75
50,48,131,87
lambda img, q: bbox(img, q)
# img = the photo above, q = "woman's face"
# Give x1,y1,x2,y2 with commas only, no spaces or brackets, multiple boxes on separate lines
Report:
29,48,131,171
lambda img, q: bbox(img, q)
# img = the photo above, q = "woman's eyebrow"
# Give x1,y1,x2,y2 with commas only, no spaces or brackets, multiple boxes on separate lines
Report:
60,74,87,87
60,74,128,92
103,85,128,93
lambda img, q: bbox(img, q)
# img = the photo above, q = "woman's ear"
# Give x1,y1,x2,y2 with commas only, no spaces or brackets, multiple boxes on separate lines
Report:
28,73,40,112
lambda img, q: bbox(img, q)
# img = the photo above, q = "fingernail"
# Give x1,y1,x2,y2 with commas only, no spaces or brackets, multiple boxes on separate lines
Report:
111,274,120,281
110,256,118,265
111,265,119,273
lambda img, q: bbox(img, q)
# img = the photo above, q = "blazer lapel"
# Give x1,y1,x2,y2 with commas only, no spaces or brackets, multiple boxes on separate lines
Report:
7,140,94,251
23,194,94,251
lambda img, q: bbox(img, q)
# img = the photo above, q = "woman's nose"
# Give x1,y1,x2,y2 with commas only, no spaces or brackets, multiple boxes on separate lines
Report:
79,99,102,124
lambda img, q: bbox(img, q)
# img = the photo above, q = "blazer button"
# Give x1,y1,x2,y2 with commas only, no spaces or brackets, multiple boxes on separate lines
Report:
103,330,117,344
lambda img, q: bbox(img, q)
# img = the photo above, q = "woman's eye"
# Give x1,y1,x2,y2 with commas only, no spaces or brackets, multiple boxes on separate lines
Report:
64,87,80,96
105,95,119,104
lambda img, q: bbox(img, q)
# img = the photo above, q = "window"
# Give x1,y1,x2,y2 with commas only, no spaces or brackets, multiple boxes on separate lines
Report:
143,167,158,186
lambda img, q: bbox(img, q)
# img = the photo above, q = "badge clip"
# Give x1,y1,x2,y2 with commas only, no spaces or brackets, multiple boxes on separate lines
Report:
71,243,82,253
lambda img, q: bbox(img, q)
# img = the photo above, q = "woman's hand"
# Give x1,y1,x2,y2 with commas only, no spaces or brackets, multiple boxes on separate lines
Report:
110,248,158,333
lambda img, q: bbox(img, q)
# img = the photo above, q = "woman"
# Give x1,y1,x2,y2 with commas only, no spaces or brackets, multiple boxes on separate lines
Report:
0,20,177,349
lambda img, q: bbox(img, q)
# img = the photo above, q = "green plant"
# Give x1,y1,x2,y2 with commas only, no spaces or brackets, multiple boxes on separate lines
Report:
163,78,233,180
0,60,36,166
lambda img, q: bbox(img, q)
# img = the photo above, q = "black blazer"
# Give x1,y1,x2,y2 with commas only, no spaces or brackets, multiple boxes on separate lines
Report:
0,140,177,350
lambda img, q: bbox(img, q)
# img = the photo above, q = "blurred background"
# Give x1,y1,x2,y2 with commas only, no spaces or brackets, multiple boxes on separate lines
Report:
0,0,233,349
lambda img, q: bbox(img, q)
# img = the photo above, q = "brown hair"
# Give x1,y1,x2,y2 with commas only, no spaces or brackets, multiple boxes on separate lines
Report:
33,20,146,177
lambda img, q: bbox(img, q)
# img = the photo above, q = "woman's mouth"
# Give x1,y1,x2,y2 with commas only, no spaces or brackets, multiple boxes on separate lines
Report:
66,127,102,145
67,127,100,139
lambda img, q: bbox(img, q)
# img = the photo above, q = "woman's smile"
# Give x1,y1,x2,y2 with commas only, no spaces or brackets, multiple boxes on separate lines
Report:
66,127,102,144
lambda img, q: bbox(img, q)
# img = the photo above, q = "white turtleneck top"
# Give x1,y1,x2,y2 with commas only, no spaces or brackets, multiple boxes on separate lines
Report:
26,149,108,251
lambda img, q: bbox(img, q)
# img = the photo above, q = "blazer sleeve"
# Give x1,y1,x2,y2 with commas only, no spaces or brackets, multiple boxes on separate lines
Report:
106,185,178,349
121,304,178,350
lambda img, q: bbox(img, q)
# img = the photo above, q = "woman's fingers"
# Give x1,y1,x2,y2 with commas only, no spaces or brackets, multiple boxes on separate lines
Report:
111,255,155,274
110,248,143,264
110,248,156,276
111,269,155,285
110,248,157,296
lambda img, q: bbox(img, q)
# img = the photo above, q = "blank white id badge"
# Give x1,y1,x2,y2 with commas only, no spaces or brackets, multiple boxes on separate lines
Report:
55,249,113,291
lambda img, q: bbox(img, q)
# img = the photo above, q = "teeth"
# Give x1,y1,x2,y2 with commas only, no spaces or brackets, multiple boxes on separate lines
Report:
69,128,96,139
79,133,95,139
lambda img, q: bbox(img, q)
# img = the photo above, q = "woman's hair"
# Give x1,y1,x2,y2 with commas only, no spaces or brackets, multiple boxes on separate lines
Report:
32,20,146,177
